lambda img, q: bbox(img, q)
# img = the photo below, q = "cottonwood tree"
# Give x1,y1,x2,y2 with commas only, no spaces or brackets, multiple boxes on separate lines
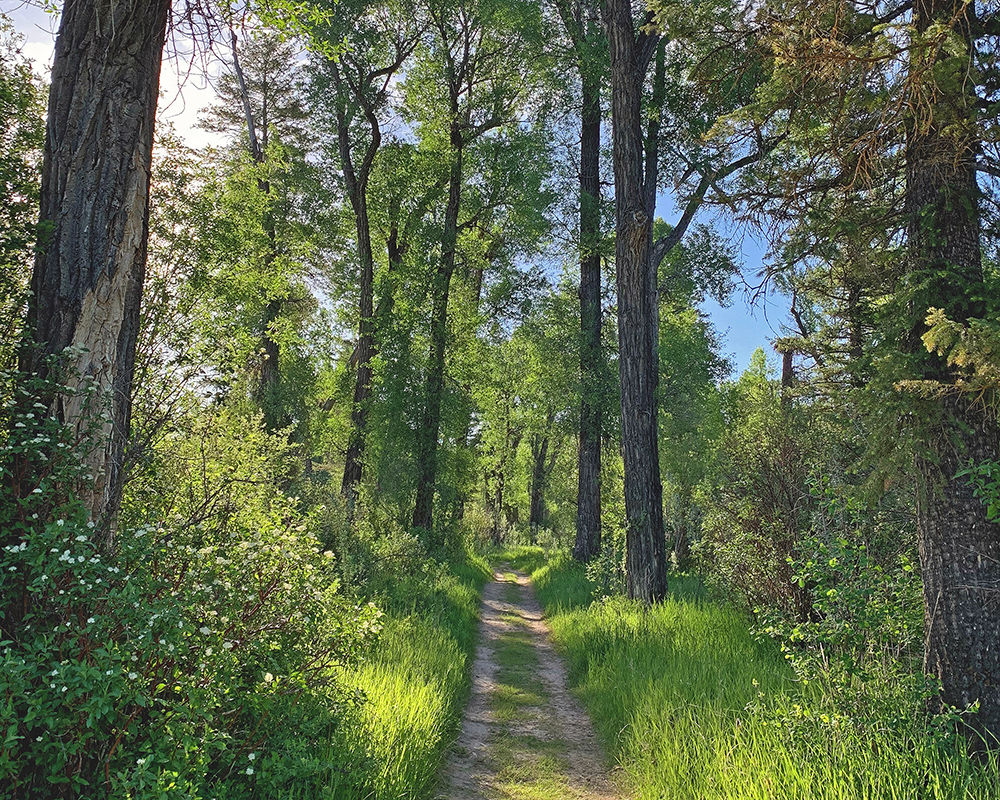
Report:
604,0,772,601
405,0,546,537
200,29,315,431
342,141,445,514
15,0,171,530
309,0,423,507
552,0,607,562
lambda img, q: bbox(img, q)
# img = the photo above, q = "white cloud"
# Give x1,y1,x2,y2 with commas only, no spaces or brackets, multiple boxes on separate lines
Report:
19,37,52,73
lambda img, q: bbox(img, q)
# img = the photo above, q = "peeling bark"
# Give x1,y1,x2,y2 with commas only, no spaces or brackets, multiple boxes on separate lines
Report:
18,0,170,529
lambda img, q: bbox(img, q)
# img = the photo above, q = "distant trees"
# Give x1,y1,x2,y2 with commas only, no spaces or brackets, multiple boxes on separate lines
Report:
198,30,318,435
0,19,43,365
404,0,548,537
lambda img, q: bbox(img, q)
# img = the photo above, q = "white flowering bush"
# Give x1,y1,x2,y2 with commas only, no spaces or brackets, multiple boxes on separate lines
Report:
0,379,381,798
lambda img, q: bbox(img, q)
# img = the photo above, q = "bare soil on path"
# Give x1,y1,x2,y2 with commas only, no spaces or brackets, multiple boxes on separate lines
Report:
435,567,620,800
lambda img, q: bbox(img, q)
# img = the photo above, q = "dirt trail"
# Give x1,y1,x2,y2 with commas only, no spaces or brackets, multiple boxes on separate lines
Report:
435,568,620,800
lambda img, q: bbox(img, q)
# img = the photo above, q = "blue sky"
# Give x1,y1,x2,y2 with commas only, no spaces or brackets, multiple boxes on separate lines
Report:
655,192,790,377
703,291,787,378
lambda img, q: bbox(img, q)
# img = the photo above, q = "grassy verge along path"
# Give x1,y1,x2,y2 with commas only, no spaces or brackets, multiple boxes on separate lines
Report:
301,555,491,800
508,547,1000,800
436,566,619,800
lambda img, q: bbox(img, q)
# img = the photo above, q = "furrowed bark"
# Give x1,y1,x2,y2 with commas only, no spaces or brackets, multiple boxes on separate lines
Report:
555,0,605,563
19,0,170,530
906,0,1000,748
575,36,604,563
605,0,668,602
412,121,464,539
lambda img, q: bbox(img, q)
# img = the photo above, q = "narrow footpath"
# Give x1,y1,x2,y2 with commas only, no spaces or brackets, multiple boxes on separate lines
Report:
435,567,620,800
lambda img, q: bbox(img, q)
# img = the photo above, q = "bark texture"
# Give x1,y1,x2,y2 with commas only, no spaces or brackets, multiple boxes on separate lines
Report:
20,0,170,526
605,0,667,602
334,61,381,506
555,0,605,562
906,0,1000,747
575,37,604,563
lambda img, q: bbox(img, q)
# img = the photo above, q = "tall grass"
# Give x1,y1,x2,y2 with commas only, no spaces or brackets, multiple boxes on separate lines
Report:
514,547,1000,800
294,551,492,800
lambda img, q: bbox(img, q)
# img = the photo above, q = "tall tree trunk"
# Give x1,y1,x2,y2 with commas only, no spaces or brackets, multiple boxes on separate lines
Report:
530,433,550,539
232,33,284,431
555,0,605,564
605,0,668,603
906,0,1000,748
412,124,463,539
340,159,377,507
575,48,604,563
333,60,384,507
18,0,170,529
451,244,491,524
780,348,794,408
845,280,866,389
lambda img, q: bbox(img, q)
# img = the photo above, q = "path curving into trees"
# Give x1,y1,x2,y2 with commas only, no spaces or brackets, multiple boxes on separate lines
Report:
436,567,619,800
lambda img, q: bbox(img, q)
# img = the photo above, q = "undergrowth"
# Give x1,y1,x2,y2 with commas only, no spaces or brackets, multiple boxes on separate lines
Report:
509,546,1000,800
296,550,492,800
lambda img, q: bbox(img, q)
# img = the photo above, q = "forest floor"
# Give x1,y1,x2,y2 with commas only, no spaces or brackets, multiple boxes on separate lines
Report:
434,566,620,800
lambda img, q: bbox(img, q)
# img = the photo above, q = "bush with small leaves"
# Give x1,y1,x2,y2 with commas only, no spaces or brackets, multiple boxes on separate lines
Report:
0,373,381,799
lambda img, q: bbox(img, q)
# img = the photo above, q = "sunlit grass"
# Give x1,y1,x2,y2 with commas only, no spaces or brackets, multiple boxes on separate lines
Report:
334,615,464,800
290,550,492,800
518,549,1000,800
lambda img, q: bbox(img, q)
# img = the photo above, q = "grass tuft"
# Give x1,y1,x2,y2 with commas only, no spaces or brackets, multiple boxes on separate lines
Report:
293,550,491,799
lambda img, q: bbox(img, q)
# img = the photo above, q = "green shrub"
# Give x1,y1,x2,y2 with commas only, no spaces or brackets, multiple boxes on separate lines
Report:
0,386,380,799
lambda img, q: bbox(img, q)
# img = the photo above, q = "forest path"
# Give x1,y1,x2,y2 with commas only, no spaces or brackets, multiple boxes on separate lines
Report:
435,566,620,800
